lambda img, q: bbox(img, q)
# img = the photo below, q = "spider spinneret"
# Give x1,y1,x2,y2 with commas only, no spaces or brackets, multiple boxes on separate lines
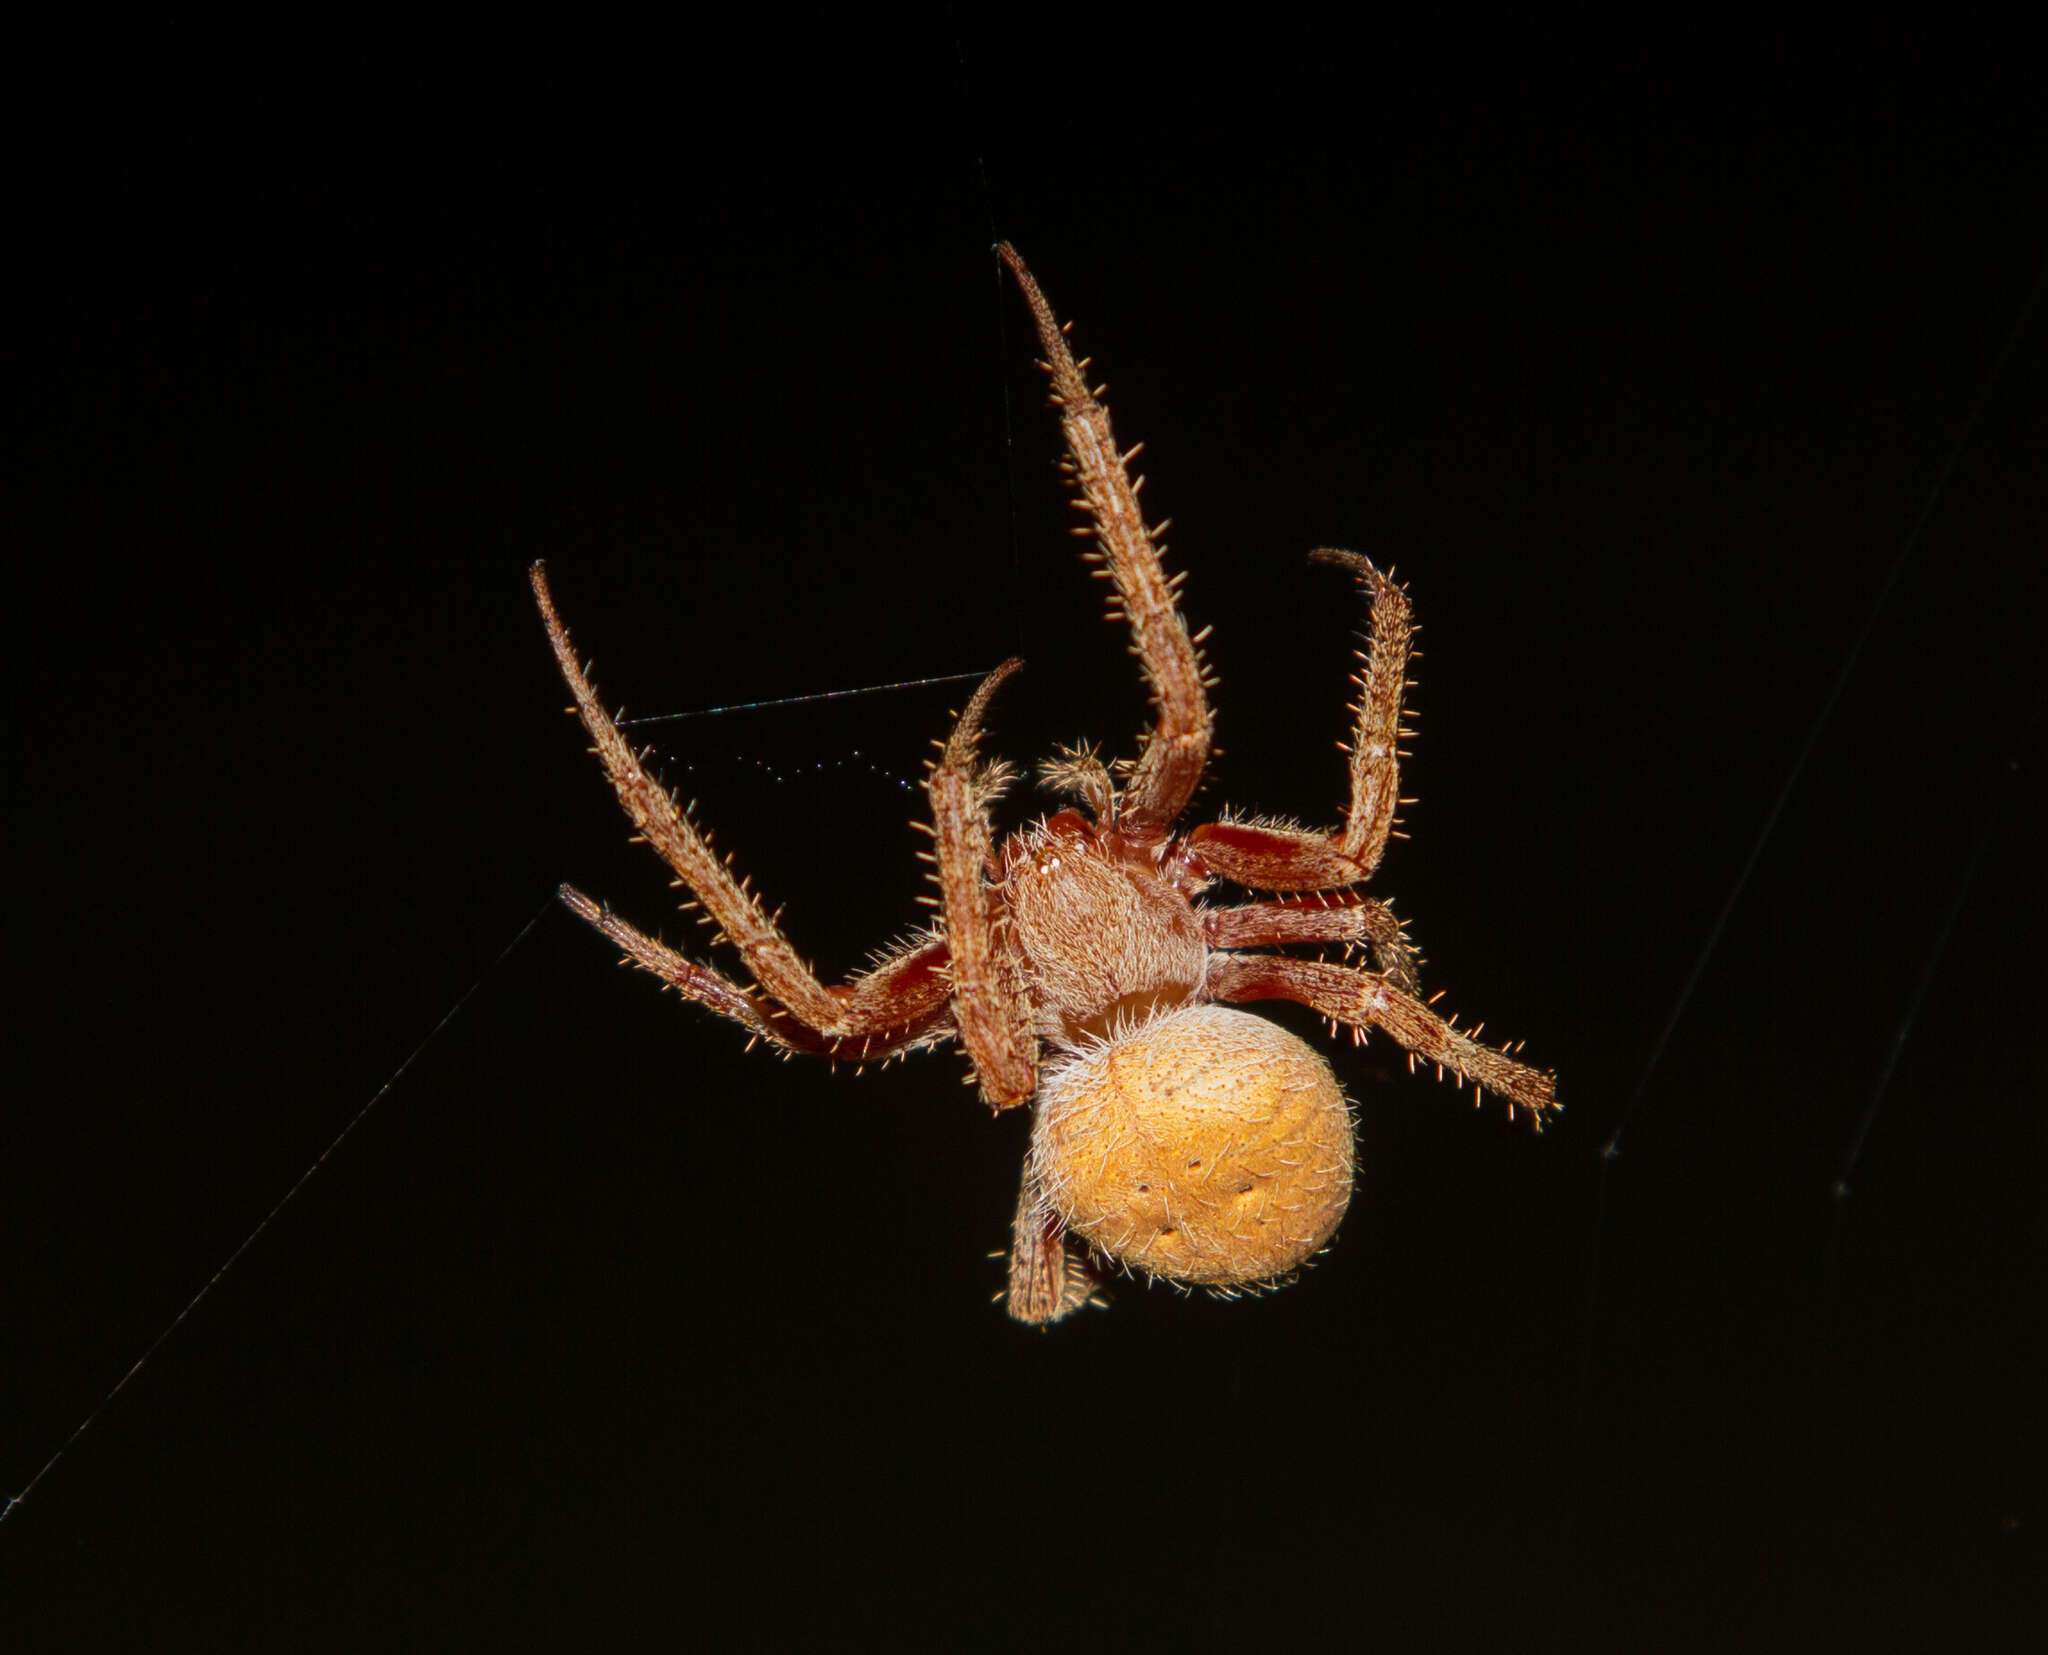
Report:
534,243,1556,1326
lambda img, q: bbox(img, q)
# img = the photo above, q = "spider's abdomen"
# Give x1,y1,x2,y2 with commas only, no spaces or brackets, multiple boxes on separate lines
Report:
1002,820,1208,1044
1029,1004,1355,1288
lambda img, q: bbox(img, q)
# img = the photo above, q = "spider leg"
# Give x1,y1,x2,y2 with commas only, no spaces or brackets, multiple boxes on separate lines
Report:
559,884,803,1050
998,245,1213,831
1203,894,1421,996
558,889,954,1061
1185,553,1415,889
535,562,943,1044
1208,953,1556,1122
1004,1158,1100,1326
1311,550,1414,877
926,659,1038,1108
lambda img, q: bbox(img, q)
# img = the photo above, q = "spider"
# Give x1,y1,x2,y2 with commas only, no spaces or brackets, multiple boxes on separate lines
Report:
530,243,1555,1325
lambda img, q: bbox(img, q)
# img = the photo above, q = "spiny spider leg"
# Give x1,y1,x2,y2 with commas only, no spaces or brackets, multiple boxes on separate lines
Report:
1188,552,1416,889
1203,894,1421,996
1005,1161,1100,1326
533,561,850,1032
926,657,1037,1109
1313,549,1415,877
557,884,807,1051
534,561,953,1050
1207,953,1556,1121
997,243,1213,832
558,887,954,1062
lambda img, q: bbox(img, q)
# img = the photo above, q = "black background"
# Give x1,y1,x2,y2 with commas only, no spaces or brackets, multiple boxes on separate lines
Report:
7,19,2043,1648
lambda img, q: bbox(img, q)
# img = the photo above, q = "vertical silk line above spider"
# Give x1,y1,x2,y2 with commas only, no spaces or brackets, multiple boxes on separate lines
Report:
530,244,1556,1326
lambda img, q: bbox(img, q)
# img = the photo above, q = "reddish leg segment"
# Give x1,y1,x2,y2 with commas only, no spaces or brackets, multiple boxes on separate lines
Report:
998,244,1213,831
926,659,1038,1110
1202,893,1421,995
1208,953,1556,1121
558,886,953,1060
1005,1162,1100,1326
534,562,856,1034
1188,551,1416,889
538,561,959,1056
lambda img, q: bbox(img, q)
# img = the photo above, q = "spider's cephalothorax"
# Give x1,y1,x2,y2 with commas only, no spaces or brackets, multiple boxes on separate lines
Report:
532,244,1556,1325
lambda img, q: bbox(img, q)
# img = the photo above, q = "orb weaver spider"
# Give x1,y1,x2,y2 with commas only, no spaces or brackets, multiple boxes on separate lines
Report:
532,244,1556,1324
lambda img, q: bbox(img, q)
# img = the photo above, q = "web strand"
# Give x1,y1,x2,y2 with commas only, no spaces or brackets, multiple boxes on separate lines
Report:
1604,249,2046,1162
1571,249,2047,1447
619,669,996,725
2,898,556,1526
1824,711,2038,1287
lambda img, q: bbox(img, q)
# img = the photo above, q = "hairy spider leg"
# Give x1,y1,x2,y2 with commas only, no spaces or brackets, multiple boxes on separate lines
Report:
1185,551,1417,890
1004,1160,1102,1324
1176,551,1553,1116
557,888,953,1062
1203,893,1421,997
996,243,1213,831
925,657,1037,1109
533,561,958,1055
1207,954,1556,1121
